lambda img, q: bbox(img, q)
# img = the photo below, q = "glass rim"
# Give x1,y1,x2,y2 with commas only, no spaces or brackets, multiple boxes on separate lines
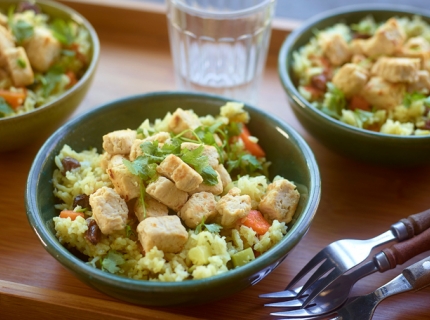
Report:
167,0,276,19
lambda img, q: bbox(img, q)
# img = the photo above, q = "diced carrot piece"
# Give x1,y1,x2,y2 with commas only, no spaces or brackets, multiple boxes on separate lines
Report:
66,71,77,88
240,125,266,158
0,89,27,109
349,95,371,111
59,210,84,221
241,210,271,235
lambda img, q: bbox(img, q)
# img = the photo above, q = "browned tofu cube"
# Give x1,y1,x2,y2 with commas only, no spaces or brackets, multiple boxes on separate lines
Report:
258,178,300,224
179,192,218,228
137,215,188,253
146,176,188,212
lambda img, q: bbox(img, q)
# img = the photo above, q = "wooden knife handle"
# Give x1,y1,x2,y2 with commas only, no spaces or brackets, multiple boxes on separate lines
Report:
400,208,430,237
383,228,430,268
402,256,430,291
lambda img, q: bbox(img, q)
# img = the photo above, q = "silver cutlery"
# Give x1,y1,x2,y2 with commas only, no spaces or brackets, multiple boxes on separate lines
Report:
263,227,430,317
270,255,430,320
270,208,430,308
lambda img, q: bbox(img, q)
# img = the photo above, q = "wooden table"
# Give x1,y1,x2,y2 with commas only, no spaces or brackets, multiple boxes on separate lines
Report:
1,1,429,319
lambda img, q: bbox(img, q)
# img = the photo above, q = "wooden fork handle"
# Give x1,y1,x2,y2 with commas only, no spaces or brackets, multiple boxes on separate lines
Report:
400,208,430,237
383,227,430,268
402,255,430,291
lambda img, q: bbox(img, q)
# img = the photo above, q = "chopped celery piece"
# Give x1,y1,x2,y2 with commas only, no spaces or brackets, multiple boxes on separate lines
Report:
231,247,255,268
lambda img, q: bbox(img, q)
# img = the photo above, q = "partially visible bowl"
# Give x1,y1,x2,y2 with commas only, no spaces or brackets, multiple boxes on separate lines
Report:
0,0,99,152
279,4,430,166
25,91,321,306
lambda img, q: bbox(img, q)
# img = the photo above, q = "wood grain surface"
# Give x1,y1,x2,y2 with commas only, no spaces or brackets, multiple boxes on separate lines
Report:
0,1,429,319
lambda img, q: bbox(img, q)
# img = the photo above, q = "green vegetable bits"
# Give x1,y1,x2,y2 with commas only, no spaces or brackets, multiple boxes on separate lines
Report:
231,247,255,268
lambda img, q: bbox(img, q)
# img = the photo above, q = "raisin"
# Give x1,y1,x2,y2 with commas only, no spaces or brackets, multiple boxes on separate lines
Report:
85,219,101,245
73,194,91,210
311,74,328,91
61,157,80,174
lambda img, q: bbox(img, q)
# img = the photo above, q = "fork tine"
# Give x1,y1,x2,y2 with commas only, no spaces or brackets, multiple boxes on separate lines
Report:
285,250,328,290
294,258,336,298
298,267,342,308
264,296,306,308
270,309,338,319
259,286,304,299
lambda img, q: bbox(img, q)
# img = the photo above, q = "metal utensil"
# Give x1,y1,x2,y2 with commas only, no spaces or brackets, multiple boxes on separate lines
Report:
276,208,430,308
271,255,430,320
263,227,430,317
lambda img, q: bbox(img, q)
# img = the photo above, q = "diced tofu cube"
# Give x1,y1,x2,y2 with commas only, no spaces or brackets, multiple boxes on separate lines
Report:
0,25,14,52
157,154,203,192
332,63,369,98
189,170,223,195
89,186,128,235
408,70,430,93
100,152,112,172
129,139,144,161
215,164,232,189
179,192,218,228
349,39,366,56
181,142,220,168
103,129,137,155
361,76,405,110
371,57,420,83
400,36,430,64
216,187,251,228
0,13,8,27
137,215,188,253
106,155,140,201
146,176,188,212
258,178,300,224
319,33,351,66
363,18,405,57
24,26,61,72
134,196,168,222
3,47,34,87
168,108,201,139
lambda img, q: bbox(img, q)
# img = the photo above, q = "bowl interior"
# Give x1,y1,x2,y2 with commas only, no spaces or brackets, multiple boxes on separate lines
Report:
26,92,320,305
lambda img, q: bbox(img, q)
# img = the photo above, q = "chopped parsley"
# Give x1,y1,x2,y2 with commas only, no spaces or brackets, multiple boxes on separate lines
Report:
8,6,34,44
195,216,223,234
320,82,346,119
17,58,26,68
36,66,65,98
0,98,13,117
50,18,75,46
403,92,427,108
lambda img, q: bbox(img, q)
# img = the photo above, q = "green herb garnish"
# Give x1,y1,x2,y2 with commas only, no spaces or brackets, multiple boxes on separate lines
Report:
17,58,26,68
0,97,13,117
50,18,75,45
8,6,34,44
195,216,223,234
403,92,427,108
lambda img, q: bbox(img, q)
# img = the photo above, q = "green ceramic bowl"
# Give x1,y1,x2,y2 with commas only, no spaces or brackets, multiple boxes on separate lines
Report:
0,0,99,152
279,4,430,166
25,92,321,306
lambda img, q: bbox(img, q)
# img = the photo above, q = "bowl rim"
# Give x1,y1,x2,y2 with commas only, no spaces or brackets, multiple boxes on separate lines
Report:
25,91,321,293
278,3,430,141
0,0,100,124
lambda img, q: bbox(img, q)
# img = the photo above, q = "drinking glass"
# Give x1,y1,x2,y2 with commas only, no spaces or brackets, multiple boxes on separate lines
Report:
166,0,277,105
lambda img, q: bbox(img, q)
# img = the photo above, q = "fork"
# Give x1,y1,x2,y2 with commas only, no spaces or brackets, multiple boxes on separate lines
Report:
269,208,430,308
262,227,430,318
270,255,430,320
